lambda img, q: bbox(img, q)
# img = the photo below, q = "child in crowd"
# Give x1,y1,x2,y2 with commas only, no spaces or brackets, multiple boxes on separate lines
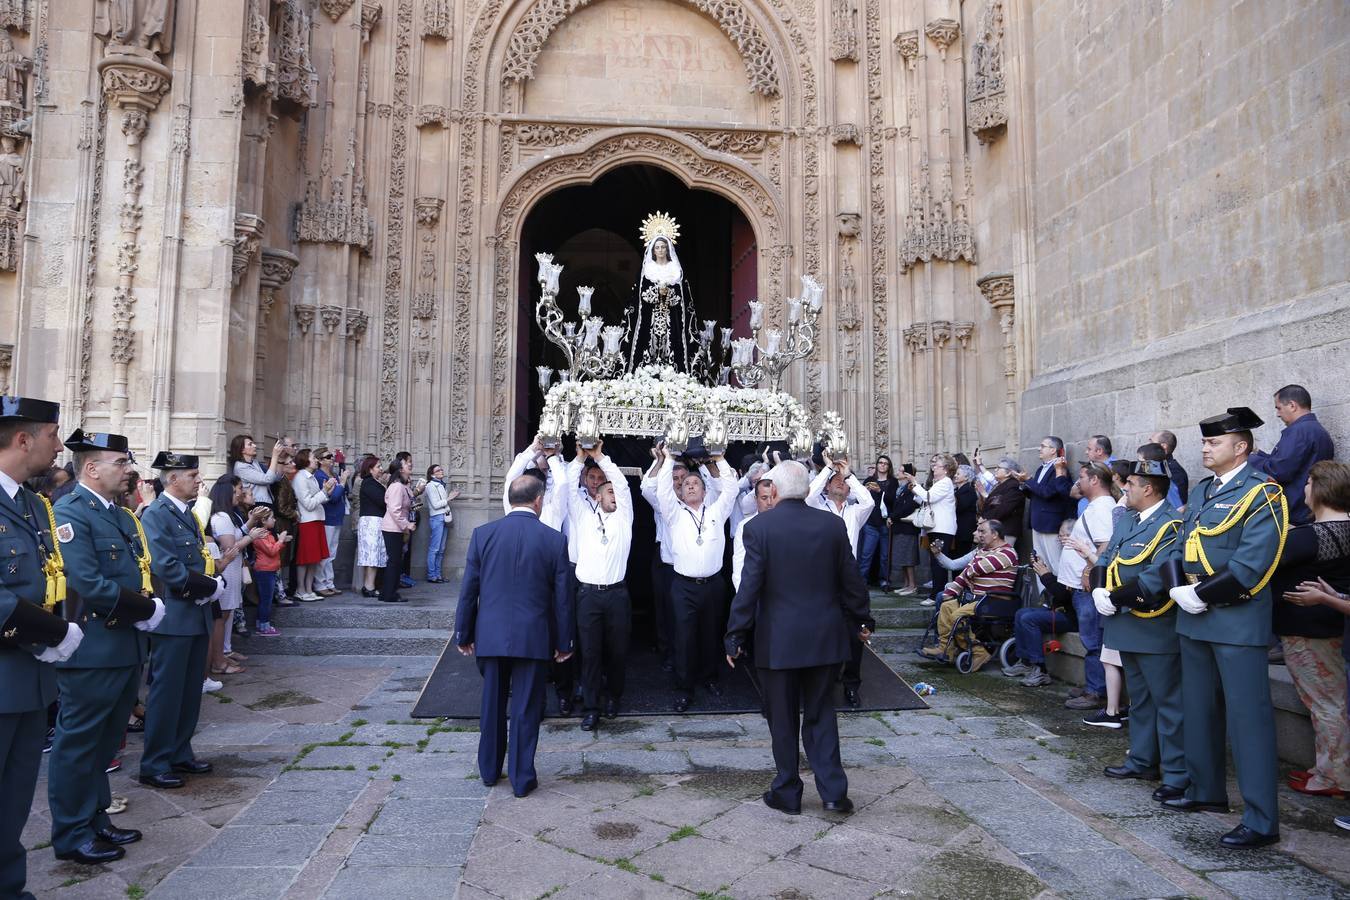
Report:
252,510,292,636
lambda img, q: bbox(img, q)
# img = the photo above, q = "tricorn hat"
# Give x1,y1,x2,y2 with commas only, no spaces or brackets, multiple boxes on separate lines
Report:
1199,407,1264,437
151,451,199,470
63,429,131,457
1130,460,1169,478
0,396,60,424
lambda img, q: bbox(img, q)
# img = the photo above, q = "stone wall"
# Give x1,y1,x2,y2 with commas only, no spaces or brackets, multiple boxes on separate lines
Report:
1019,0,1350,470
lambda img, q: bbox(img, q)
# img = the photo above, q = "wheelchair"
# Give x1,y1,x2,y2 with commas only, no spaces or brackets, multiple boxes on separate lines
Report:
915,565,1036,674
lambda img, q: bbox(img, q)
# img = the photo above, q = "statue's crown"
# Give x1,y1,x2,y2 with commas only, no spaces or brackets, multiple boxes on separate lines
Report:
640,211,680,247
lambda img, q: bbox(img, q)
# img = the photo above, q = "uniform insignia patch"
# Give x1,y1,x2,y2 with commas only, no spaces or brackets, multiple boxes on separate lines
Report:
1215,503,1234,510
1130,542,1146,548
56,523,75,543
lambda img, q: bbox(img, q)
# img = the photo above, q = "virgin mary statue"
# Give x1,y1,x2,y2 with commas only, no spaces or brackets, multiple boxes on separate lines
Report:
627,212,696,372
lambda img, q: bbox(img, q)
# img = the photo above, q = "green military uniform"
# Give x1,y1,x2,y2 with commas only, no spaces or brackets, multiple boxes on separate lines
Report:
1171,408,1287,841
48,430,159,858
1094,470,1186,790
138,453,219,784
0,396,74,899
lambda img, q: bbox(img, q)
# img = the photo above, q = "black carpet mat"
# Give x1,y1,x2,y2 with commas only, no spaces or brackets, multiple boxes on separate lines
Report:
412,643,927,719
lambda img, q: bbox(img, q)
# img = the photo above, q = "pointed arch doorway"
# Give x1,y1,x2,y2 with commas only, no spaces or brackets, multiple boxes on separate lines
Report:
515,164,759,450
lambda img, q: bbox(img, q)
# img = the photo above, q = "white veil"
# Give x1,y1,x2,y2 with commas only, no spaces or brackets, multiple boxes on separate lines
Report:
641,236,683,286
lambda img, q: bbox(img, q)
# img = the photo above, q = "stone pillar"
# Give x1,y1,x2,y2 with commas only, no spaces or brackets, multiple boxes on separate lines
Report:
318,304,343,440
977,273,1017,453
342,309,368,450
97,53,171,433
255,248,298,433
291,302,316,440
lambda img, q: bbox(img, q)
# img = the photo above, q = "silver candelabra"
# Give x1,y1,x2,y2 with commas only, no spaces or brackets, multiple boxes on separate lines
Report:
730,274,825,393
534,253,627,390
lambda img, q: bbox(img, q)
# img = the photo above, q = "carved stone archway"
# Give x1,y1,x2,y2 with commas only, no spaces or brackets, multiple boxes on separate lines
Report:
475,128,787,470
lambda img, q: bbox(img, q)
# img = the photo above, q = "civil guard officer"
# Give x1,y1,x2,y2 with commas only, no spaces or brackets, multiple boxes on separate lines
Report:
48,430,164,864
1161,407,1288,848
138,451,224,789
0,396,83,898
1089,460,1187,801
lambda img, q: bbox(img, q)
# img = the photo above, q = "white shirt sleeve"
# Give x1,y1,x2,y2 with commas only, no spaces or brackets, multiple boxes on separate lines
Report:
655,457,679,522
707,460,739,520
598,455,633,525
545,456,570,528
502,448,533,515
732,517,749,591
806,466,831,511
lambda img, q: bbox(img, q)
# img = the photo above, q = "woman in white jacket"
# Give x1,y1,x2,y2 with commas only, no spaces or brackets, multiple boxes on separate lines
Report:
291,448,335,602
900,453,958,607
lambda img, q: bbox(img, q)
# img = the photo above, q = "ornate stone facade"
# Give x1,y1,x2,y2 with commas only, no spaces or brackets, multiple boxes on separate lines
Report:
0,0,1344,570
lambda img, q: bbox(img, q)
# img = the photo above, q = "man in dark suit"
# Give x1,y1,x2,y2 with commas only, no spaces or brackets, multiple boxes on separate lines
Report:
455,475,573,798
1015,435,1075,570
725,461,874,816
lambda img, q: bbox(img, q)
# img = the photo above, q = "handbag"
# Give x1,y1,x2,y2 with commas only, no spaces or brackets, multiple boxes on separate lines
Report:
904,501,936,531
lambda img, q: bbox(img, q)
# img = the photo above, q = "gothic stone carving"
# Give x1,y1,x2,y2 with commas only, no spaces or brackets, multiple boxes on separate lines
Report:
379,0,413,452
258,247,299,326
829,0,858,62
968,0,1007,143
0,0,29,33
231,214,265,287
293,302,316,334
894,30,919,61
0,133,23,272
94,0,175,57
421,0,451,39
319,0,354,21
242,0,271,87
276,0,317,110
344,308,369,342
0,342,12,393
977,272,1015,376
319,304,344,333
502,0,781,97
0,32,29,133
865,0,889,454
924,18,959,54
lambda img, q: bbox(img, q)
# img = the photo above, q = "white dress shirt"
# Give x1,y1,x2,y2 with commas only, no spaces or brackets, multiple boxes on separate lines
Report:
806,468,875,557
655,457,738,578
570,455,633,585
502,448,567,532
0,468,22,501
731,512,756,590
641,466,674,565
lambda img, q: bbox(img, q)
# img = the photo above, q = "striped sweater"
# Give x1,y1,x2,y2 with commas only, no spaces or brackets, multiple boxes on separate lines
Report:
941,543,1019,602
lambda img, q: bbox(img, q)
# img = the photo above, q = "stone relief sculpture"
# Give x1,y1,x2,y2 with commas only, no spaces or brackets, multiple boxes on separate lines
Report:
0,133,22,271
93,0,175,56
0,0,29,33
829,0,858,62
0,31,28,131
968,0,1007,143
275,0,318,109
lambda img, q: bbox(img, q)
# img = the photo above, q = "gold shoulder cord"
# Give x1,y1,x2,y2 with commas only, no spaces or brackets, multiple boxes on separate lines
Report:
1184,481,1289,597
1106,519,1182,619
120,507,154,595
195,515,217,577
36,494,67,612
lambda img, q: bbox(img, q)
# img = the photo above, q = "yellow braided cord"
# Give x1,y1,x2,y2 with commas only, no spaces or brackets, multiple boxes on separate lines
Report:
196,515,216,577
1106,518,1182,618
37,494,66,612
1188,481,1288,597
121,507,154,594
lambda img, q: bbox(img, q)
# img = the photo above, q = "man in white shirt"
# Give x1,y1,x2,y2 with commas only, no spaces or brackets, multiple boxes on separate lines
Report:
806,453,875,706
502,439,567,532
732,478,777,591
567,441,633,731
655,444,738,712
1055,462,1116,711
641,451,689,673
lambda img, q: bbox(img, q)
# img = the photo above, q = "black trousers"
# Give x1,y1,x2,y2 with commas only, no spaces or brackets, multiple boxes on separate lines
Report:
671,573,724,694
551,564,579,704
379,531,404,601
650,555,675,664
476,656,545,795
577,583,631,711
841,633,865,690
759,664,848,808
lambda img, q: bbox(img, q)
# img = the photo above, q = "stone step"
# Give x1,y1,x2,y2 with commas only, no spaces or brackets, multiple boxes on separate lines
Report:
270,602,456,631
872,606,932,629
239,626,450,657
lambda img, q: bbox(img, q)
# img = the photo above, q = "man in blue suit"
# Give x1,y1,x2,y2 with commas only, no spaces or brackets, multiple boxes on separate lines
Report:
455,474,573,798
1015,435,1075,571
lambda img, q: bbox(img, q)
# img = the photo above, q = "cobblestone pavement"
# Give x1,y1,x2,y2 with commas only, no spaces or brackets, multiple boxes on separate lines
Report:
20,591,1350,899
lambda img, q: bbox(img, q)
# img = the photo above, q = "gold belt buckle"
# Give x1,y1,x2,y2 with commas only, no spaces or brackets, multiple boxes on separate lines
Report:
1184,574,1200,586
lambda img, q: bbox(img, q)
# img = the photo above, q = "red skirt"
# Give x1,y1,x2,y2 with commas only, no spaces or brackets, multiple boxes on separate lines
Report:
294,520,330,565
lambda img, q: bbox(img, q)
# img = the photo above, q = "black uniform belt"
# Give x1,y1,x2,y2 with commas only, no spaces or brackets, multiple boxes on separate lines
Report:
674,572,716,585
579,581,624,591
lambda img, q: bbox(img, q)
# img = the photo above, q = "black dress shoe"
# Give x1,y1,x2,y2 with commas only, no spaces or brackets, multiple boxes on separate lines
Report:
761,791,801,815
580,712,599,731
1152,784,1186,802
172,759,213,775
1220,824,1279,849
513,779,538,798
361,588,378,598
844,687,860,708
603,698,618,719
55,839,125,864
673,695,691,714
822,797,855,814
1162,796,1229,813
1103,765,1160,780
95,826,142,845
704,680,723,698
558,696,574,716
138,772,185,789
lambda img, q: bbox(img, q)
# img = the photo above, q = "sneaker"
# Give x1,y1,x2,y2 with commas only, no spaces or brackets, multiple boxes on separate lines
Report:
1336,815,1350,832
275,597,297,607
1002,662,1034,677
919,598,936,607
298,592,323,602
202,678,223,694
105,758,122,774
1065,692,1105,710
1022,669,1052,687
255,623,280,636
43,726,54,754
1082,710,1125,729
107,796,128,815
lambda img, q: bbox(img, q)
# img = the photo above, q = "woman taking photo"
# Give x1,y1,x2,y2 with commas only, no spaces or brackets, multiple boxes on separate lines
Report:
976,456,1026,544
859,455,900,591
291,449,335,602
379,457,416,603
229,433,285,506
355,456,388,598
207,476,266,675
423,463,460,584
899,453,957,607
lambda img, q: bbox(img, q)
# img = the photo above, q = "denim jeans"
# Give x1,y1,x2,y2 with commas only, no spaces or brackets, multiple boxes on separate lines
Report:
1071,589,1105,696
1013,606,1072,664
254,570,277,626
426,515,446,581
857,523,890,586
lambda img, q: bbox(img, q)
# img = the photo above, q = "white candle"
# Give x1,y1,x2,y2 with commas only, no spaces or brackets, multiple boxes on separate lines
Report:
748,300,763,329
765,328,782,355
536,366,553,393
577,285,594,317
788,298,802,323
602,326,624,355
720,326,733,349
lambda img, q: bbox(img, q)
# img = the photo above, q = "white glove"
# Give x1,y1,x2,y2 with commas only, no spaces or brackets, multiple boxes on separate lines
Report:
134,597,166,632
1169,584,1207,615
34,622,84,663
209,576,227,601
1091,587,1116,617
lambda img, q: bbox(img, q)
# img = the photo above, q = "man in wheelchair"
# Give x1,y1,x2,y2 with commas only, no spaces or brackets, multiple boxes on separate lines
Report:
919,519,1019,669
